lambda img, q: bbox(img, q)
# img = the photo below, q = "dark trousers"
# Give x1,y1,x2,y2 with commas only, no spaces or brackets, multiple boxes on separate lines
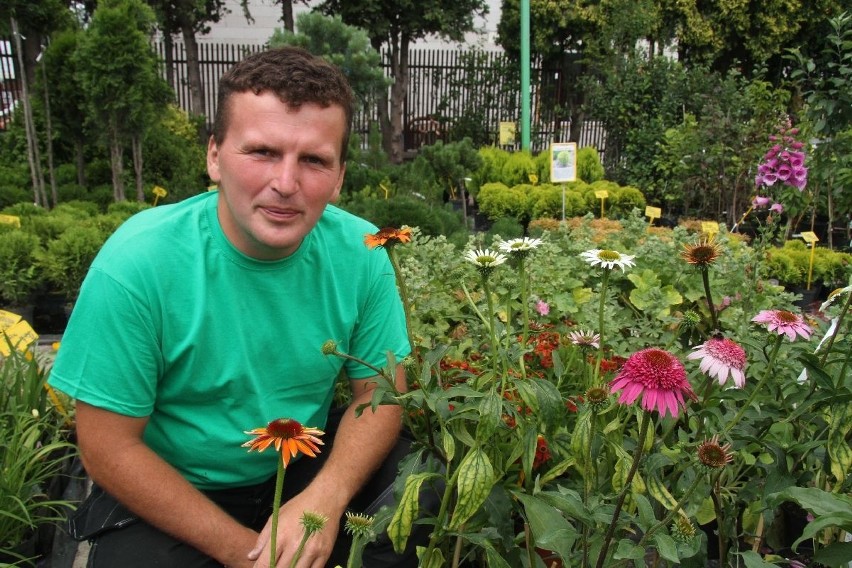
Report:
71,410,429,567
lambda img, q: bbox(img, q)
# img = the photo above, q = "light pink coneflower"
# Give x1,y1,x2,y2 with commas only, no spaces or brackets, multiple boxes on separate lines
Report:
535,300,550,316
687,337,747,388
566,329,600,349
752,309,812,341
609,348,696,418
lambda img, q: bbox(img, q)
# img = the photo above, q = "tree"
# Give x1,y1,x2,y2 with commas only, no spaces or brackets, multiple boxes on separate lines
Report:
497,0,662,145
146,0,229,123
41,27,88,188
1,0,71,207
659,0,846,80
268,12,389,106
789,11,852,248
76,0,172,201
317,0,489,163
239,0,310,32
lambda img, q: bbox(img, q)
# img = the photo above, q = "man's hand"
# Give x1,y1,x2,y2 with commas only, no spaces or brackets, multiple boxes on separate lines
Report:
247,485,342,568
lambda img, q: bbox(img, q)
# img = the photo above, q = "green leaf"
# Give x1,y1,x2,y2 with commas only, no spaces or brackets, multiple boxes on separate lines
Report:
813,541,852,567
448,447,495,530
514,492,577,559
654,533,680,563
388,472,437,553
613,538,645,560
737,550,781,567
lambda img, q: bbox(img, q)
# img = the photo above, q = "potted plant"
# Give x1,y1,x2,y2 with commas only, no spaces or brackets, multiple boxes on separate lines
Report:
0,345,77,566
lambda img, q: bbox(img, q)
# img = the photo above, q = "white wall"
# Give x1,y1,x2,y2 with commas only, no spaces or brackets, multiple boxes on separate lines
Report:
199,0,502,48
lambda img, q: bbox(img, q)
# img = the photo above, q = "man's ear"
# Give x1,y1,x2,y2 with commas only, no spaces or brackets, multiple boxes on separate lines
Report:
206,136,221,182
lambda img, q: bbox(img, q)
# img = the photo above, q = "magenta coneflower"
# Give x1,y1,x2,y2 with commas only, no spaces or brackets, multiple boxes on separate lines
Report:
609,348,696,418
752,309,812,341
687,337,747,388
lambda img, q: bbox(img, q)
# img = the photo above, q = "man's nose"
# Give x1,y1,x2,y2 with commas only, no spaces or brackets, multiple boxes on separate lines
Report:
271,157,298,195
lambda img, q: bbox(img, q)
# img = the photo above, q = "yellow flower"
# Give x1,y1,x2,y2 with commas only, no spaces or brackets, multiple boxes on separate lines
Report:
243,418,324,468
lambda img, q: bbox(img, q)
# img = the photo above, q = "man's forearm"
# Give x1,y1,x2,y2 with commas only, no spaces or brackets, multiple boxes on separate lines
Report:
76,403,257,567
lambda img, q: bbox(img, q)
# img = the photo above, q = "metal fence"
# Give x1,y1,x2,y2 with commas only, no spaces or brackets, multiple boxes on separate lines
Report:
0,37,608,155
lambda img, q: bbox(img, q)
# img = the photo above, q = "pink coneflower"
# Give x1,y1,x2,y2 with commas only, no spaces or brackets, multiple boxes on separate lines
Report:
609,348,696,418
535,300,550,316
752,310,813,341
687,337,747,388
566,329,600,349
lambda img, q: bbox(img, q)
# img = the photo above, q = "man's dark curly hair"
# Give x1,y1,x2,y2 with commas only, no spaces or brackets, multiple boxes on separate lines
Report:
211,46,355,163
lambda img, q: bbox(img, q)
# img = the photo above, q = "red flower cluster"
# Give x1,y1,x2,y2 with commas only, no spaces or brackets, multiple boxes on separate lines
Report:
523,331,562,370
533,435,551,469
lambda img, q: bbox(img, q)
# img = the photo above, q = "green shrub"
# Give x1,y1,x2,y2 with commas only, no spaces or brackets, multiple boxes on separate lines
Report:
577,146,605,183
339,194,465,238
764,240,852,289
499,150,537,187
477,182,528,222
485,216,524,240
107,200,152,220
471,146,511,195
0,230,42,306
37,224,107,301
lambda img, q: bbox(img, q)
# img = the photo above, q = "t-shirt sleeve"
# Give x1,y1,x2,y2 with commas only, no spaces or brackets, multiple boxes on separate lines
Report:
344,251,411,379
48,266,161,417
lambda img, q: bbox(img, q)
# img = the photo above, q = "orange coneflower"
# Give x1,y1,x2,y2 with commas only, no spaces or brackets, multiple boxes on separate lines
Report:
681,238,722,267
243,418,324,468
364,226,412,249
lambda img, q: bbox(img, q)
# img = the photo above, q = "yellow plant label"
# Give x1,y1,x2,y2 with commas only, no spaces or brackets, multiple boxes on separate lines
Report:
800,231,819,243
152,185,168,197
645,206,662,219
0,319,38,356
0,214,21,227
207,185,218,192
528,173,538,185
595,190,609,199
701,221,720,235
0,309,22,331
499,122,516,145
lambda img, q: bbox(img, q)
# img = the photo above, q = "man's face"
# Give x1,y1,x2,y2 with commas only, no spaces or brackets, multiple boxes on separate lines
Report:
207,91,346,260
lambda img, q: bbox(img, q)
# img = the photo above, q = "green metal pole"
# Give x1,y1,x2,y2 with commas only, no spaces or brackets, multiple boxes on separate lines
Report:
520,0,531,150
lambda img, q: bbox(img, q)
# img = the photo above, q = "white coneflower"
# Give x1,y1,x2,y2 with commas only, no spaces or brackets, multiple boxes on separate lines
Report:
498,237,543,259
464,248,508,278
580,249,636,272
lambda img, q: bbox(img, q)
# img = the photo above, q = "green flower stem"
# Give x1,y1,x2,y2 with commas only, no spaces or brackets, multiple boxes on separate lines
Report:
519,258,530,345
819,291,852,367
582,412,598,568
701,266,719,332
637,469,716,546
289,529,311,568
423,458,462,559
524,522,536,568
593,269,611,385
387,248,423,383
595,411,652,568
328,349,417,438
710,476,728,567
346,537,367,568
269,456,286,568
723,334,784,436
481,277,508,392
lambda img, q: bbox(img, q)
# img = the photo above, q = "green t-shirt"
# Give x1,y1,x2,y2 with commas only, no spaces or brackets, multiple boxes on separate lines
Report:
49,192,410,490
